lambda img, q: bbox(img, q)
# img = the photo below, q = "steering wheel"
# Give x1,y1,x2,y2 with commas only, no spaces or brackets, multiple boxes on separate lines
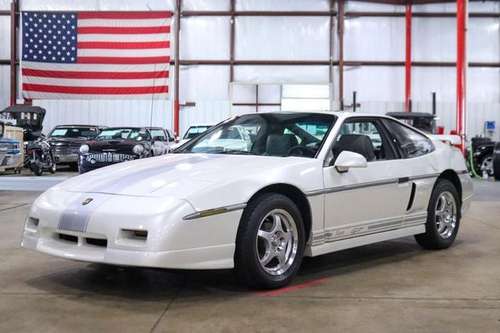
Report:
287,145,316,157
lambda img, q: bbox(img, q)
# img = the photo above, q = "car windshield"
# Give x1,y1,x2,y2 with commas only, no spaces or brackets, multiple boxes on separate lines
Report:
179,113,336,158
96,128,149,141
183,126,210,140
49,127,99,139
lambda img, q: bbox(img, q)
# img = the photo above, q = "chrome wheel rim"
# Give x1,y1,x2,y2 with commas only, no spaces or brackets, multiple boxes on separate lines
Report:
256,209,298,276
481,156,493,176
435,191,457,239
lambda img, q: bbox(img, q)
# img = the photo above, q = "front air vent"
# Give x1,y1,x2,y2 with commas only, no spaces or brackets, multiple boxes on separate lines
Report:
58,233,78,244
120,229,148,241
85,237,107,247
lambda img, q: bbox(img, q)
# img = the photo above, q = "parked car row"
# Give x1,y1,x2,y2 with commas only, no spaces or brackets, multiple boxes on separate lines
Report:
1,105,214,175
49,124,212,174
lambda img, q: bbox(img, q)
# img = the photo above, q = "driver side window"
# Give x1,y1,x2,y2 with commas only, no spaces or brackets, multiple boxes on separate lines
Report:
332,119,394,162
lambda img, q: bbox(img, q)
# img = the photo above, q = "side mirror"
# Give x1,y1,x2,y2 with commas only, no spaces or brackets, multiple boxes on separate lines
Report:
153,136,164,142
333,151,368,173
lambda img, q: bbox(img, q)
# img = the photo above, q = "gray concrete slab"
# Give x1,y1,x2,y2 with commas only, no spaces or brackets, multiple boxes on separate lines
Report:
0,176,70,191
0,180,499,332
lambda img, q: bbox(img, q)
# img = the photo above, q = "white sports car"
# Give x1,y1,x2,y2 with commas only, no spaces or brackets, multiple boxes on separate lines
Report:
22,112,473,289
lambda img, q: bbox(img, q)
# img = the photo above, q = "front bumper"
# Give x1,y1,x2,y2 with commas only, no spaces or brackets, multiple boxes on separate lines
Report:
54,153,78,163
21,189,241,269
0,153,21,167
78,153,139,173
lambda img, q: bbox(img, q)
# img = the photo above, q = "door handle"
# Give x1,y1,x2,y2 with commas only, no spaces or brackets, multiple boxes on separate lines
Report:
398,177,410,183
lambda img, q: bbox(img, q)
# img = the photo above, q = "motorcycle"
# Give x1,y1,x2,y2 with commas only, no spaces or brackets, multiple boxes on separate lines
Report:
25,136,56,176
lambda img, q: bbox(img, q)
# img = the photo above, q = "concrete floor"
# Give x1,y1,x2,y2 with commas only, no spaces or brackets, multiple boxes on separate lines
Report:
0,180,499,332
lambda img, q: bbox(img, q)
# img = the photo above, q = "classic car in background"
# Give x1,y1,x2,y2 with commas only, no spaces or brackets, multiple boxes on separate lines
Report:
47,125,102,169
171,124,212,150
0,105,56,175
386,112,436,134
23,112,472,289
0,122,22,172
78,127,161,173
146,127,176,155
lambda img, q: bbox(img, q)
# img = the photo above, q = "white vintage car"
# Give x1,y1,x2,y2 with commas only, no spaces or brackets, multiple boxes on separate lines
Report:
22,112,473,289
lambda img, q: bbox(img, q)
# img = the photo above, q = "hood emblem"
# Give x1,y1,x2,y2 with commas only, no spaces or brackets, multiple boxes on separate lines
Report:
81,198,94,206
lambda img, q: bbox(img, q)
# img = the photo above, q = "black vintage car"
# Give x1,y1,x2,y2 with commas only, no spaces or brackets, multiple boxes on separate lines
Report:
78,127,154,173
47,125,101,169
386,112,436,134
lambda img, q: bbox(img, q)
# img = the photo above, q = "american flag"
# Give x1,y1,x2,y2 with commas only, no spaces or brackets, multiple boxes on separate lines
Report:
21,11,172,99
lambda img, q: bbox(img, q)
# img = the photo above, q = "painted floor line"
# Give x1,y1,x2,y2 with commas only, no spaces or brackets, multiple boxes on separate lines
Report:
255,277,329,297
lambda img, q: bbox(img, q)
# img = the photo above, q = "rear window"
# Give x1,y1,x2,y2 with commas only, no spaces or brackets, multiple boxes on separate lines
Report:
382,120,434,158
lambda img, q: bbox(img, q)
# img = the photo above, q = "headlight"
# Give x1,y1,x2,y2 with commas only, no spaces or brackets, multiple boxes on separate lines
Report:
79,144,89,154
133,144,144,155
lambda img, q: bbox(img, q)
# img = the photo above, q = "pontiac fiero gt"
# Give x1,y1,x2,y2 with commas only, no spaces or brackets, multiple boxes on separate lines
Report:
22,112,473,289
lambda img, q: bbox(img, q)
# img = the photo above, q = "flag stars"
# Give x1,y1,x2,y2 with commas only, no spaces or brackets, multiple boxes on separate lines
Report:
23,11,77,63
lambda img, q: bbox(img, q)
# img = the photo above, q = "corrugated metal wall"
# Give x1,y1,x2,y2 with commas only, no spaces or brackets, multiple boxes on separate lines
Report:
0,0,498,139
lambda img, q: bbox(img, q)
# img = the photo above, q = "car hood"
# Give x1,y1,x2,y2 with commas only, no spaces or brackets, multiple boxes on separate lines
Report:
86,139,143,151
56,153,312,199
48,137,88,145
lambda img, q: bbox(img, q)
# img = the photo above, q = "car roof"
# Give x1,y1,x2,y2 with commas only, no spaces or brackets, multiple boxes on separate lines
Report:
235,111,391,119
101,126,145,130
54,124,101,128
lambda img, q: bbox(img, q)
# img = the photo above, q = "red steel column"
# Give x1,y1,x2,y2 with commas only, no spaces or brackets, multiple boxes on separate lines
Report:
337,0,345,110
456,0,466,152
173,0,181,136
10,0,17,106
404,3,412,112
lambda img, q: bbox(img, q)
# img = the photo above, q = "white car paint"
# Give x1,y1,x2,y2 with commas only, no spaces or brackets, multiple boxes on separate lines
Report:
21,112,473,270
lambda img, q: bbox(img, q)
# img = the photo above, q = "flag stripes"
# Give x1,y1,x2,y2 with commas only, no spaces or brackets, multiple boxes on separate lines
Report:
21,11,172,99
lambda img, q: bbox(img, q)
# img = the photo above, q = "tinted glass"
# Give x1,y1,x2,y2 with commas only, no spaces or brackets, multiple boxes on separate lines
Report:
150,129,166,140
184,126,210,140
333,120,393,162
383,120,434,158
180,113,336,158
97,128,150,141
49,127,98,138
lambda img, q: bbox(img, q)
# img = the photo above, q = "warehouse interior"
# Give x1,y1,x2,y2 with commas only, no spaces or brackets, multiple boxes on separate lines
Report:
0,0,498,137
0,0,499,332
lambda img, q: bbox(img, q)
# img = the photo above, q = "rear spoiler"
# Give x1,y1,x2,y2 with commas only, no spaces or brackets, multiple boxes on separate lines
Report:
430,134,461,146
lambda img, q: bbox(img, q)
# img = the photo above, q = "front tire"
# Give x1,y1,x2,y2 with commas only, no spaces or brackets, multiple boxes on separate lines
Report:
235,193,305,289
415,179,460,249
30,162,43,176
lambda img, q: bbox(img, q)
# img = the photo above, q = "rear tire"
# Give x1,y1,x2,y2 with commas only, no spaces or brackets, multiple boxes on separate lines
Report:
49,158,56,174
415,179,460,250
235,193,305,289
494,143,500,181
479,154,494,177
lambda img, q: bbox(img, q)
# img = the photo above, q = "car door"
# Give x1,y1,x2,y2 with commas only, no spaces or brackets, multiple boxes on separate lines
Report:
321,117,413,243
380,118,438,223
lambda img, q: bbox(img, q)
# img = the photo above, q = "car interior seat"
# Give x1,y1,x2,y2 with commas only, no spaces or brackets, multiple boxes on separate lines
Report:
266,134,299,156
333,134,376,161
